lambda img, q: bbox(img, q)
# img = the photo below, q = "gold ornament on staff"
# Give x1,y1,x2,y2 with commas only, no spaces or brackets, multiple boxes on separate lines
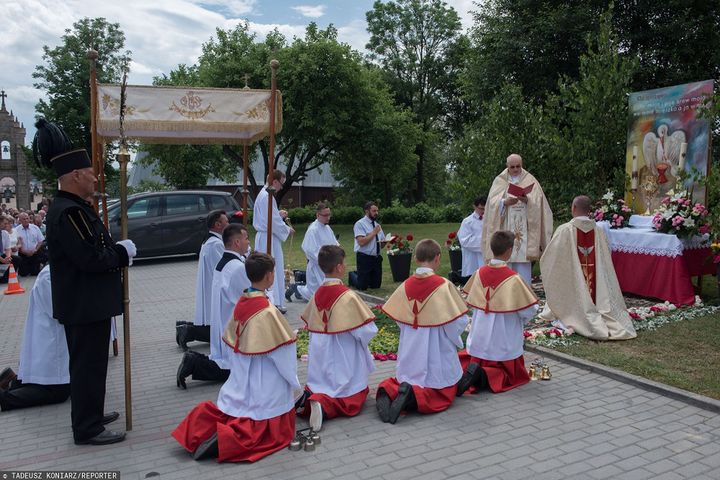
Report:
640,174,659,216
118,67,134,431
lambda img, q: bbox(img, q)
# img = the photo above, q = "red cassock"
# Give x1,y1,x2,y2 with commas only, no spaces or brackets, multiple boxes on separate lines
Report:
172,401,295,463
458,350,530,394
300,387,369,419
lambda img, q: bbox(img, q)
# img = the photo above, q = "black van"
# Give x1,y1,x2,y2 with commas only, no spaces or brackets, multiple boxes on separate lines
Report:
107,190,241,258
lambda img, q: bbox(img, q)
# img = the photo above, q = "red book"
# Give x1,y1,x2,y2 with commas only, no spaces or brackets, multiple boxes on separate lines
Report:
507,183,534,197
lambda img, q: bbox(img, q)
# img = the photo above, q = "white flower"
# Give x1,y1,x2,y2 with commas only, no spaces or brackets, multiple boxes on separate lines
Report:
683,218,695,228
602,191,615,201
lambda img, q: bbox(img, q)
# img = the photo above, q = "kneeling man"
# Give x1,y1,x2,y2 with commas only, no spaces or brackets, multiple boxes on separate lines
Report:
539,196,636,341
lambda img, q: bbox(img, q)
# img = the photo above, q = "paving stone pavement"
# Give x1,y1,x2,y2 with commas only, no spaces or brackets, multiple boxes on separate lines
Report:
1,257,719,480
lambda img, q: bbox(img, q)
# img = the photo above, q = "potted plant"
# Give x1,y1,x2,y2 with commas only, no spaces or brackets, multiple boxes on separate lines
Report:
445,231,462,273
386,233,414,282
593,190,632,228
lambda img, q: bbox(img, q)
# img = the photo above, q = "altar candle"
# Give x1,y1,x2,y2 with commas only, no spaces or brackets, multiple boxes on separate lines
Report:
679,142,687,171
631,146,638,190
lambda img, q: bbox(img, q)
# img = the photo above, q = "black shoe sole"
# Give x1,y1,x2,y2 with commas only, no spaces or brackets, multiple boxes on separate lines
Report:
193,432,219,460
376,392,391,423
456,363,482,397
389,383,413,424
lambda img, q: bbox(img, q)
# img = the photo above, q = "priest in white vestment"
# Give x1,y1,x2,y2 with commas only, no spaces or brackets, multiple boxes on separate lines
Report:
253,171,293,311
482,154,553,284
458,196,486,277
1,266,70,411
539,196,636,341
290,203,339,302
177,210,228,350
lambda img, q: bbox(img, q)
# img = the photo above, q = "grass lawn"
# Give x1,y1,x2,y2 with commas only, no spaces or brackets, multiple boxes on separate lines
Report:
251,220,720,399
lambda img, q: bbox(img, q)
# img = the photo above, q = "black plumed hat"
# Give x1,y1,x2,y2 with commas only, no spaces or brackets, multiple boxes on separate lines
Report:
32,118,91,176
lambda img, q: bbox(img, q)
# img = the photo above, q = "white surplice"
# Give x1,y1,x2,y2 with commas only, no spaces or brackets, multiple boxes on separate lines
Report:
209,251,250,369
253,186,291,308
217,342,301,421
193,232,224,326
458,212,484,276
306,280,377,397
466,306,537,361
17,266,69,385
297,220,339,301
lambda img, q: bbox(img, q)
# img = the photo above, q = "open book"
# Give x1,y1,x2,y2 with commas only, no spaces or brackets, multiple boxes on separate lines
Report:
507,182,534,197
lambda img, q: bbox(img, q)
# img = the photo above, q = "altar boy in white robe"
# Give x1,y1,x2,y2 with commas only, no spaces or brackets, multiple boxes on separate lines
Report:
376,239,469,424
538,196,636,341
253,171,294,312
457,231,538,396
298,245,377,431
172,253,300,462
176,224,251,389
1,265,69,410
177,210,228,350
288,203,339,302
457,196,486,280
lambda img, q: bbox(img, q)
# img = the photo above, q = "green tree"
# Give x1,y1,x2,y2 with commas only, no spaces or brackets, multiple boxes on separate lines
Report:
33,17,131,151
366,0,466,203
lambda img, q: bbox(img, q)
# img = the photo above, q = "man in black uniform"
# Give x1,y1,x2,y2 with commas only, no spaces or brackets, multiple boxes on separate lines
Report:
34,119,137,445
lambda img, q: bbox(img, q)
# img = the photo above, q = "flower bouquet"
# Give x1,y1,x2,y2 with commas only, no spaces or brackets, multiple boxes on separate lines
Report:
593,190,632,228
711,242,720,264
651,192,709,239
445,231,461,251
386,233,414,256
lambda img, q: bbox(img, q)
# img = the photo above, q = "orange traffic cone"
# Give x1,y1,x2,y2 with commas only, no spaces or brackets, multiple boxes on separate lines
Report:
3,265,25,295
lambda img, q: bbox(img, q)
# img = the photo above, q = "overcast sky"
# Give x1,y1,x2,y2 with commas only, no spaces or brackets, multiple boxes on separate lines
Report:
2,0,477,145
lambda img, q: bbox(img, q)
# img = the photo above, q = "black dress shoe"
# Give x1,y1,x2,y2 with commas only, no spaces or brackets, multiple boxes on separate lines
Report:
388,382,415,424
294,390,310,411
456,362,485,397
0,367,17,391
284,284,295,302
193,432,219,460
176,325,192,351
176,352,195,389
75,430,126,445
376,391,392,423
102,411,120,425
276,306,288,315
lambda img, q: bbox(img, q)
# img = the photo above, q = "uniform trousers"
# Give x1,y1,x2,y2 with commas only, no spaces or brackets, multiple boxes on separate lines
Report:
64,319,111,442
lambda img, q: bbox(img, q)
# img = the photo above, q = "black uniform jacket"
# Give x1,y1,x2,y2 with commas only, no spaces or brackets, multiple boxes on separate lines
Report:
46,190,129,325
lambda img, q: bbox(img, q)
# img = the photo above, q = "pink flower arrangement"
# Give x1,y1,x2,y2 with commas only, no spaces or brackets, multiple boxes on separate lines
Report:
652,192,709,239
594,191,632,229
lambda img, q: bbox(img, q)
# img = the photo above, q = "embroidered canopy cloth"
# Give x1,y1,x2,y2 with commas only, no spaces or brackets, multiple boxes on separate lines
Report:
96,84,282,144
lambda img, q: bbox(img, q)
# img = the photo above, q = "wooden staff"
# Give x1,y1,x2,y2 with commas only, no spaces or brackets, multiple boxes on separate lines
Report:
243,143,249,226
266,60,279,253
118,71,133,431
88,49,118,356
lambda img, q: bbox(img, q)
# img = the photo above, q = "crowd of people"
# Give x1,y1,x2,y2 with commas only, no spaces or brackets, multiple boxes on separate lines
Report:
1,199,50,280
2,123,638,463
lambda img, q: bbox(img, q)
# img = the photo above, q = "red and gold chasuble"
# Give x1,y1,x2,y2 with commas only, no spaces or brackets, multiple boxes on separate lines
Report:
301,280,375,334
576,228,596,303
382,273,468,328
222,292,296,355
463,264,538,313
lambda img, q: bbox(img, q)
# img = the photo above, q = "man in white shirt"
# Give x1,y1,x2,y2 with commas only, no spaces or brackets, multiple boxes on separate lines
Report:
457,196,486,282
177,210,228,350
253,171,294,313
351,201,386,291
287,203,339,302
14,212,47,276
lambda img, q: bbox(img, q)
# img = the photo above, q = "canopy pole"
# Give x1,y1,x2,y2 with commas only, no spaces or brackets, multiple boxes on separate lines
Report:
243,144,249,226
266,59,279,253
87,50,100,214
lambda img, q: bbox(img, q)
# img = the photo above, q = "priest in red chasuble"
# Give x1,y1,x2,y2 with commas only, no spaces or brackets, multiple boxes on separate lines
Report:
297,245,378,432
482,154,553,285
376,239,469,424
539,196,636,341
457,231,539,396
172,253,300,463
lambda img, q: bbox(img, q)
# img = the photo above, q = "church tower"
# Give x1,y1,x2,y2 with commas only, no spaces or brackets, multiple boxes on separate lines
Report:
0,90,31,210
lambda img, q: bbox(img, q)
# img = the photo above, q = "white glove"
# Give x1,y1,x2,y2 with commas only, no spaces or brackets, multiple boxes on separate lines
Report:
117,239,137,265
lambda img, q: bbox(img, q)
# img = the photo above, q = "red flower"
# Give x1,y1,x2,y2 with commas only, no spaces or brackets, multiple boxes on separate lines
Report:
387,353,397,361
445,239,453,246
448,232,457,239
629,312,640,319
523,331,532,338
406,234,414,241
